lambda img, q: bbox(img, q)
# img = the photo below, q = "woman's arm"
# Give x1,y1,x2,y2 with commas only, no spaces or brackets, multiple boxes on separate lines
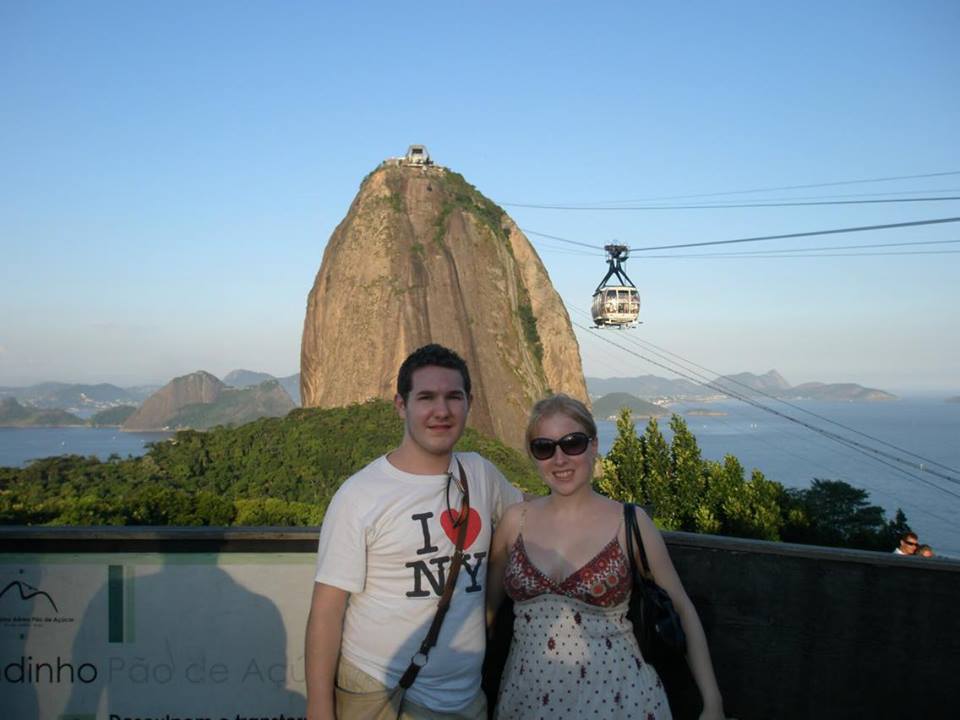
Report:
486,502,522,630
633,507,726,720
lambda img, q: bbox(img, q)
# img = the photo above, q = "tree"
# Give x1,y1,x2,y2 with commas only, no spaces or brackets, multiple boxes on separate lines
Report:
781,479,893,550
597,408,645,502
668,414,706,531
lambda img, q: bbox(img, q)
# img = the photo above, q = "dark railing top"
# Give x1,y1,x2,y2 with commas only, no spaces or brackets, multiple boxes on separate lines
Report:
2,525,959,570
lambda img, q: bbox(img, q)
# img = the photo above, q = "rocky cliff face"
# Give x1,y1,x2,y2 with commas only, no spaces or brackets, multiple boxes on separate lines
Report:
300,162,588,449
123,371,225,430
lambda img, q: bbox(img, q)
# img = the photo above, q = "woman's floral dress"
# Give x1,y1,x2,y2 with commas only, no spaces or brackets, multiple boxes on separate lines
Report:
495,524,671,720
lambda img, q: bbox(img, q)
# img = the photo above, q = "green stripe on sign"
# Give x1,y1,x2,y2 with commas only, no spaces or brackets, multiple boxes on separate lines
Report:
60,715,96,720
108,564,124,643
125,564,135,642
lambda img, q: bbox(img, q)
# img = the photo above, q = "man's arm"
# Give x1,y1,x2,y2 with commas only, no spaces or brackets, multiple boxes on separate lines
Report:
305,582,350,720
485,502,521,630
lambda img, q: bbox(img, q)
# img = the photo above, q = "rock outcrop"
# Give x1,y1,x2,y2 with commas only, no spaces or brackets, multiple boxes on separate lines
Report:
123,371,225,430
124,372,296,430
300,160,588,449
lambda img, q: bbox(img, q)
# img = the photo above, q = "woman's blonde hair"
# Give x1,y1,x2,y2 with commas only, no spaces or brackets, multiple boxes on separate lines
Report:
525,394,597,456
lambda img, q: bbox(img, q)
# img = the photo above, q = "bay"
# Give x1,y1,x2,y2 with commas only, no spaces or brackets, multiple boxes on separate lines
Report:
0,427,173,467
598,397,960,558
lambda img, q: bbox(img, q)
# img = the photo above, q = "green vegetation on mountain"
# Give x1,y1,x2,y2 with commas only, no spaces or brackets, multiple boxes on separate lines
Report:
591,392,665,420
598,408,909,551
88,405,138,426
0,400,542,526
0,398,85,427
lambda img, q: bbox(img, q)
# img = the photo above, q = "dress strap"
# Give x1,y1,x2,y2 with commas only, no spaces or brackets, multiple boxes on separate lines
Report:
518,504,528,534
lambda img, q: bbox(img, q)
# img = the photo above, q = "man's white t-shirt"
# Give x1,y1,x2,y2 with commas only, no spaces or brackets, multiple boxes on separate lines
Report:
314,452,523,711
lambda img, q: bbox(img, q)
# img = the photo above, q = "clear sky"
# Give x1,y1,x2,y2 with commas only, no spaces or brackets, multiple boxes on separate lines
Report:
2,1,958,393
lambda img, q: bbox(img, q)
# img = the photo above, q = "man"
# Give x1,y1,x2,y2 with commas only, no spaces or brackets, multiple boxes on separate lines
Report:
305,344,523,719
893,531,919,555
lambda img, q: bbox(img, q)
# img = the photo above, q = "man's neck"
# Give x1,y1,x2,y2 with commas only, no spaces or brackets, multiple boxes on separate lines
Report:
387,444,453,475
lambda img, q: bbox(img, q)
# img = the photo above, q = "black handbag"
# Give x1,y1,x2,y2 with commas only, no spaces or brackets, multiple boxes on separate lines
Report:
623,502,687,659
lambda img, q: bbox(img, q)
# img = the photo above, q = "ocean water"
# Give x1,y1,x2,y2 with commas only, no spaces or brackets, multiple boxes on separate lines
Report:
597,397,960,558
0,427,172,467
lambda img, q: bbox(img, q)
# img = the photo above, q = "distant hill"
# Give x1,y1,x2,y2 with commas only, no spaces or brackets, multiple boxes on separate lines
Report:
278,373,301,406
586,375,705,398
223,370,301,406
164,380,296,429
588,370,896,402
88,405,138,427
122,372,296,431
123,371,226,430
223,369,275,388
944,396,960,404
786,382,896,402
0,382,139,412
124,385,162,402
714,370,791,395
0,398,85,427
591,393,666,420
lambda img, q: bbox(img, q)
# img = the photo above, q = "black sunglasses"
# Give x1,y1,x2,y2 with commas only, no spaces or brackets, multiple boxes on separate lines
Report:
529,432,593,461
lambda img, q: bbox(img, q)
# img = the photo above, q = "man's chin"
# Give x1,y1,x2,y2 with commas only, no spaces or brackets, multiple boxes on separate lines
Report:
419,434,458,455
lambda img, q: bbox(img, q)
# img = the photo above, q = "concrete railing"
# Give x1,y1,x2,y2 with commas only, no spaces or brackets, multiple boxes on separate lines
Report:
3,527,957,719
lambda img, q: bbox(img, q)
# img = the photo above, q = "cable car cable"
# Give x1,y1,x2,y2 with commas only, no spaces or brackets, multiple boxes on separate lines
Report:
521,216,960,254
575,311,960,480
573,310,960,477
651,238,960,256
503,195,960,211
635,250,960,260
627,217,960,253
505,169,960,205
530,238,960,262
573,320,960,495
574,325,960,526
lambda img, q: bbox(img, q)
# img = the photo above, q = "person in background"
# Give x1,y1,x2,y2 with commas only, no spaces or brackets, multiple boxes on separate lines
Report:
485,394,726,720
305,344,523,720
917,544,935,558
893,531,919,555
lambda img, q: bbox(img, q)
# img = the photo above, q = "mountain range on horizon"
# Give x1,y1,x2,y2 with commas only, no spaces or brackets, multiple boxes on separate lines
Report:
586,370,898,402
0,370,301,414
1,368,902,423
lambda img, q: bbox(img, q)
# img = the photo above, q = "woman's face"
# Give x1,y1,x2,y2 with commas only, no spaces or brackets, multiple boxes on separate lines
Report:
531,412,598,497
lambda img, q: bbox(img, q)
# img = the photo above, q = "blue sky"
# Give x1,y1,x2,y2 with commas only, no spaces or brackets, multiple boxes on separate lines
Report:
2,1,958,392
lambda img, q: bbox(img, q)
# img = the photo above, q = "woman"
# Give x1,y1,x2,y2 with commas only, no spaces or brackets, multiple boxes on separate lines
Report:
486,394,726,720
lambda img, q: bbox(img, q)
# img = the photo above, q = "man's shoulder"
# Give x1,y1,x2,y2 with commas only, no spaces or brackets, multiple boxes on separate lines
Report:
456,451,522,504
456,451,504,479
334,455,392,496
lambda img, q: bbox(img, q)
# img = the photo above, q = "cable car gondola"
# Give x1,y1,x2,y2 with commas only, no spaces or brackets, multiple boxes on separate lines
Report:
591,244,641,328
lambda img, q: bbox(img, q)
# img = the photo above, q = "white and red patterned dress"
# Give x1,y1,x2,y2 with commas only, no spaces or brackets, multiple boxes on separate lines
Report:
494,530,671,720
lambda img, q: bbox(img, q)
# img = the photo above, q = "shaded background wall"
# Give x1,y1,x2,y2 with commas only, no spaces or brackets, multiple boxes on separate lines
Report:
3,528,957,719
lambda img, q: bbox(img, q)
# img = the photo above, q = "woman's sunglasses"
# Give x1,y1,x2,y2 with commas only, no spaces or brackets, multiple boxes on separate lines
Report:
529,432,593,461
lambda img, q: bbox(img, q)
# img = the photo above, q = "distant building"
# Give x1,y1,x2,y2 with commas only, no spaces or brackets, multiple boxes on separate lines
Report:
404,144,432,166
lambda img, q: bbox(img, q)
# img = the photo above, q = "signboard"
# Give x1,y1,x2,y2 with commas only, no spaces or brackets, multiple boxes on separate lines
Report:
1,552,315,720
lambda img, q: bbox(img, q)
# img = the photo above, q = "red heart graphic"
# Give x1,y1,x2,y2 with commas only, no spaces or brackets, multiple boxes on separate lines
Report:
439,508,482,551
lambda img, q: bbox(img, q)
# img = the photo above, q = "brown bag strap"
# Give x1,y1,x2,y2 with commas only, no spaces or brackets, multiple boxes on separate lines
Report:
398,459,471,689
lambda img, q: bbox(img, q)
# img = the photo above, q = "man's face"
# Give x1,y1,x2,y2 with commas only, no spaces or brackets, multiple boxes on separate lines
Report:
395,365,470,459
900,537,919,555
